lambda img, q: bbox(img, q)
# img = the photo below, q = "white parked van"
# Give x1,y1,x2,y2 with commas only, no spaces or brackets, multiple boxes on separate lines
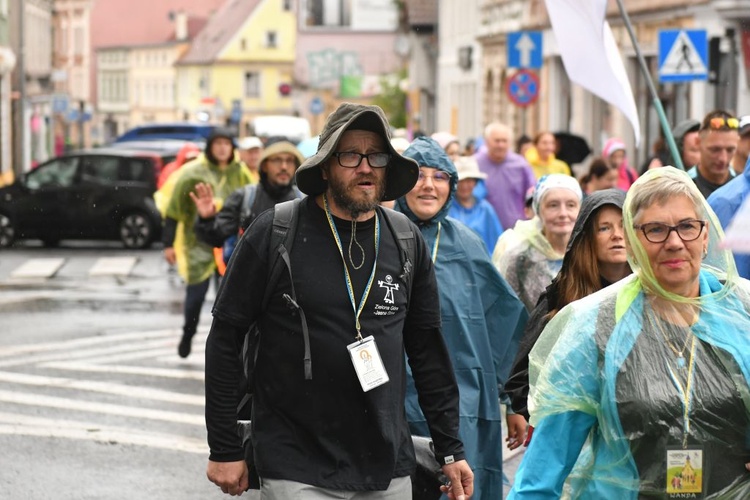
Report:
251,116,312,144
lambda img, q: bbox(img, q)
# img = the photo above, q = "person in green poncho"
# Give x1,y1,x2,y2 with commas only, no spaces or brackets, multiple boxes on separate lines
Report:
161,128,254,358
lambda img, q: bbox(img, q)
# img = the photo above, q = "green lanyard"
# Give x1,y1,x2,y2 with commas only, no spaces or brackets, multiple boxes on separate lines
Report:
323,195,380,341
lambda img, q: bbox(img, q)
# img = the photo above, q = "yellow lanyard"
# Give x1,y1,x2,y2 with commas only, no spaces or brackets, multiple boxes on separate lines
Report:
323,195,380,341
666,336,697,448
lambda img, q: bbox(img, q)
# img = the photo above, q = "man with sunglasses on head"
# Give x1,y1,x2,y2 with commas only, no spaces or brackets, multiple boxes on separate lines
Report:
204,103,473,499
688,109,740,198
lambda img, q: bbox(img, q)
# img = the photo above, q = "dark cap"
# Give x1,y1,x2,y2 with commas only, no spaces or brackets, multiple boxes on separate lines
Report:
295,103,419,201
672,119,700,142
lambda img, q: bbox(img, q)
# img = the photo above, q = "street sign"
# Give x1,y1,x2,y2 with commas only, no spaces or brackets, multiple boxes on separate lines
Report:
507,31,543,69
658,29,708,83
506,69,540,107
309,97,324,116
230,99,243,124
52,94,69,114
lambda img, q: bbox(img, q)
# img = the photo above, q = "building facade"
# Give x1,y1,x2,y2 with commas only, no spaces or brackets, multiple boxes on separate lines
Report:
52,0,94,151
0,0,15,185
9,0,53,177
176,0,297,135
475,0,750,170
294,0,403,134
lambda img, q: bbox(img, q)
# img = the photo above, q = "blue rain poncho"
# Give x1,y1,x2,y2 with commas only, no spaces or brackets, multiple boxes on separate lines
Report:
510,167,750,499
397,137,529,500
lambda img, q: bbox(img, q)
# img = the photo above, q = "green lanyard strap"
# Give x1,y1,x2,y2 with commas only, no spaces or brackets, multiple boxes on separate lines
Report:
323,195,380,341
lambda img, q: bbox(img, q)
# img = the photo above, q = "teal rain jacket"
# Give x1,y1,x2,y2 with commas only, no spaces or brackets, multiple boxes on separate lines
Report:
397,137,529,500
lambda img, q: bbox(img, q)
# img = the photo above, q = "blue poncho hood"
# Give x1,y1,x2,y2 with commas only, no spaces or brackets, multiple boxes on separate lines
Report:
396,137,458,225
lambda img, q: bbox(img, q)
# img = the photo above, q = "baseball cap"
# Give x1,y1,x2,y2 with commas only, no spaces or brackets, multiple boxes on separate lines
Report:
238,136,263,150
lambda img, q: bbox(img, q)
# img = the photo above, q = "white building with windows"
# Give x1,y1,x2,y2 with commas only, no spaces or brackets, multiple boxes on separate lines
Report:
475,0,750,170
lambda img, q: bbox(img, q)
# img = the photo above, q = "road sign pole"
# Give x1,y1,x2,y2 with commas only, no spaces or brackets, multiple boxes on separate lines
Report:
614,0,684,170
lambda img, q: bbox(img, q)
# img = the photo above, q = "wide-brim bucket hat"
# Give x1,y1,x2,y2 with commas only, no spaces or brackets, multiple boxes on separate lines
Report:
295,103,419,201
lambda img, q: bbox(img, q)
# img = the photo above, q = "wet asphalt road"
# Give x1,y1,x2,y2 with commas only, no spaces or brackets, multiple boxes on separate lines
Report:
0,242,524,499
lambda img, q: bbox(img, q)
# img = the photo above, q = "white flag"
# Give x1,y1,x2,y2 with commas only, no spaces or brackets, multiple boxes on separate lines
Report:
544,0,641,145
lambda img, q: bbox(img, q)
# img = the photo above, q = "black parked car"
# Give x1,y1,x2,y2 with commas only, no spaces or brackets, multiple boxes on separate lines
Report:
0,149,163,249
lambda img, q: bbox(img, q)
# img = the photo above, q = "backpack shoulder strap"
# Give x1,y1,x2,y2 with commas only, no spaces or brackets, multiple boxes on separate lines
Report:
241,184,259,227
261,198,301,308
268,198,311,379
380,208,417,301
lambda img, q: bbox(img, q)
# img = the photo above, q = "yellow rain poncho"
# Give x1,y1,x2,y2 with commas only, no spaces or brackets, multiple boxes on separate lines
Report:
510,167,750,498
161,153,253,284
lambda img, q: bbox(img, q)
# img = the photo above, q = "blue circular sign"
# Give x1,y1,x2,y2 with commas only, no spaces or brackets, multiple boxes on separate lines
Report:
506,69,540,107
310,97,324,116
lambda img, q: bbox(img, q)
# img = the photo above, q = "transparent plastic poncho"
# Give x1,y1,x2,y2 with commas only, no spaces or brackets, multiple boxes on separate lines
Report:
526,167,750,498
493,217,564,311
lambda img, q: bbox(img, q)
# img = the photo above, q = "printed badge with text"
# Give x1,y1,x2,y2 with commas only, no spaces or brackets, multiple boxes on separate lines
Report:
666,446,703,498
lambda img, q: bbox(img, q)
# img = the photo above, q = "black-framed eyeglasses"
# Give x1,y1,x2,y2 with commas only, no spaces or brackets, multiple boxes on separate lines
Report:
633,219,706,243
332,152,391,168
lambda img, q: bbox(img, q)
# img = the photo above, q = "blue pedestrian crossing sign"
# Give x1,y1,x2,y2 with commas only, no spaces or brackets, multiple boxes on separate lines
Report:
507,31,543,69
658,29,708,83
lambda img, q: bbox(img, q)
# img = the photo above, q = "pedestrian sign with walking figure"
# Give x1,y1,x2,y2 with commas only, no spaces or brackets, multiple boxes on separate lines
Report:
658,29,708,83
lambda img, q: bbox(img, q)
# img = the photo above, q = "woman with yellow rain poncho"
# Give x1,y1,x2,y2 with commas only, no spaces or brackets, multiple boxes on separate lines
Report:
509,167,750,498
155,128,253,358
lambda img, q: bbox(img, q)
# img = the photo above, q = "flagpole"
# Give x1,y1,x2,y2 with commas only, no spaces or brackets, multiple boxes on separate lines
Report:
614,0,685,170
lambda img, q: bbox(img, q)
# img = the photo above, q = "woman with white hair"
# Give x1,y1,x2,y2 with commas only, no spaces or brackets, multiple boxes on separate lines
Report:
493,174,583,311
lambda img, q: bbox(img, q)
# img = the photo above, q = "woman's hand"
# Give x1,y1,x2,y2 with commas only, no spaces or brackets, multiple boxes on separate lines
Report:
190,182,218,219
506,413,528,450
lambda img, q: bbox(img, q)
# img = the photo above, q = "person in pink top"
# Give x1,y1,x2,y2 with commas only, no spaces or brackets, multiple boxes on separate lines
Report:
602,137,639,191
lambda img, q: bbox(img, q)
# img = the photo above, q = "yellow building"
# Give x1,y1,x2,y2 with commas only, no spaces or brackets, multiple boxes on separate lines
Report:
176,0,297,133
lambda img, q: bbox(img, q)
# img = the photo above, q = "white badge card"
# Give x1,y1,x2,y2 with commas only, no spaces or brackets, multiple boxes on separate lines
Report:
347,335,389,392
666,446,703,497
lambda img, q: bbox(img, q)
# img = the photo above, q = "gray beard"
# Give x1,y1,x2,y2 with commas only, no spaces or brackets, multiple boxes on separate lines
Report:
328,175,385,220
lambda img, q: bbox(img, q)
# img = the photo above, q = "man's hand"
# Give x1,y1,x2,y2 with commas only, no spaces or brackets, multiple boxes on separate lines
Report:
190,182,218,219
207,460,249,496
439,459,474,500
506,413,528,450
163,247,176,266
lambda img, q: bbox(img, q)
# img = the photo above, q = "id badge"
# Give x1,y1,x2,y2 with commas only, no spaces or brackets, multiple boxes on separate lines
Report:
666,446,703,497
347,335,389,392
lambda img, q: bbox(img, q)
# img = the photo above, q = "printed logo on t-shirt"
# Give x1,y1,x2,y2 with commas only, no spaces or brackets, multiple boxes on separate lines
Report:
375,274,401,316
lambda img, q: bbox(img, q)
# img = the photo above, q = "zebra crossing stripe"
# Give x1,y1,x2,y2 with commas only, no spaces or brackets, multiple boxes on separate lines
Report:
0,412,207,453
0,389,204,425
9,258,66,279
88,257,139,277
0,370,203,405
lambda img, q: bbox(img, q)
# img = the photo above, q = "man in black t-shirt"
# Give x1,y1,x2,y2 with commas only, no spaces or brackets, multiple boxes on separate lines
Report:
204,103,474,499
687,110,739,198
